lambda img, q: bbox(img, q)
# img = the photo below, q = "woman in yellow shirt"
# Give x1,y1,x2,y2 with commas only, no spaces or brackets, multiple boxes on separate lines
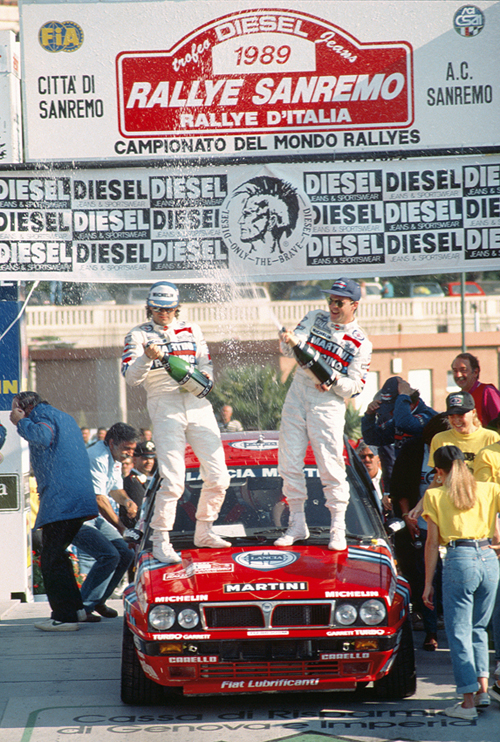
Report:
429,392,499,472
423,445,500,720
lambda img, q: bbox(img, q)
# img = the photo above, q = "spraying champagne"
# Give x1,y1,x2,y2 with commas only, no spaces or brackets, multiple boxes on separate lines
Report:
146,341,213,398
280,327,337,388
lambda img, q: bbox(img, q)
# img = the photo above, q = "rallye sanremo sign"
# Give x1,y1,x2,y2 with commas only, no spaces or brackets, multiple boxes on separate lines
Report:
18,1,500,159
5,1,500,282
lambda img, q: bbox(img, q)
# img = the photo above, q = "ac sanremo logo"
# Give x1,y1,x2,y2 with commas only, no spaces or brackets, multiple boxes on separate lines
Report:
39,21,84,52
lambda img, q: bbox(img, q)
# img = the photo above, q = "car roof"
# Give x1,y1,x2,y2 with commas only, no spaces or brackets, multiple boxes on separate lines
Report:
185,431,317,468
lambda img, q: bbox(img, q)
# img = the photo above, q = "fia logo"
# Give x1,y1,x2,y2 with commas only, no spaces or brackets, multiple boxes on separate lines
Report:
39,21,84,53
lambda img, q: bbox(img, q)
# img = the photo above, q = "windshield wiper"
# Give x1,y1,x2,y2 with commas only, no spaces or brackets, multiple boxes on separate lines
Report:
307,528,372,542
247,527,371,543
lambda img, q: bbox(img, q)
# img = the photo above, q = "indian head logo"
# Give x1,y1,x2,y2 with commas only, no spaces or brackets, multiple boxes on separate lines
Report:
221,174,312,265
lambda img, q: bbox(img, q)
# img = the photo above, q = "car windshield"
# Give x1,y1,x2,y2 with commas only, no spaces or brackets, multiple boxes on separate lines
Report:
411,283,443,296
168,464,384,544
450,284,481,295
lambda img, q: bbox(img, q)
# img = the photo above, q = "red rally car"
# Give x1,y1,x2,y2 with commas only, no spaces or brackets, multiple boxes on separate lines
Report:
121,432,415,703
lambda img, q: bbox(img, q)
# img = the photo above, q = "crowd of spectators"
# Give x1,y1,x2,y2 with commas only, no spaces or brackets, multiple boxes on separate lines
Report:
7,278,500,717
356,353,500,717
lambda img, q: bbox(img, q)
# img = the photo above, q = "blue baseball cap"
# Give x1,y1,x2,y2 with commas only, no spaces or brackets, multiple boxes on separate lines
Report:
322,278,362,301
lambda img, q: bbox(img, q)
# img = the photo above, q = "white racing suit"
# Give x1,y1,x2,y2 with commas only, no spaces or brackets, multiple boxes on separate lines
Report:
279,310,372,528
122,317,230,532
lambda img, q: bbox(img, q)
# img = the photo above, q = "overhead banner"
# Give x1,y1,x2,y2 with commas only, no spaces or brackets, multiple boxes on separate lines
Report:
18,1,500,161
1,156,499,281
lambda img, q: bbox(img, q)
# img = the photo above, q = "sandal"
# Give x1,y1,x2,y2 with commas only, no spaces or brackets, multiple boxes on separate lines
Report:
423,632,438,651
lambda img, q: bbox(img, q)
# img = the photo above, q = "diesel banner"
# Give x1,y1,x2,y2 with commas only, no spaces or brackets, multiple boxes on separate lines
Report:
0,156,499,281
18,1,500,161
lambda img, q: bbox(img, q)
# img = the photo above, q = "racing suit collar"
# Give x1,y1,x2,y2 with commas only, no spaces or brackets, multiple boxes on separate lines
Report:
152,317,177,332
328,317,357,332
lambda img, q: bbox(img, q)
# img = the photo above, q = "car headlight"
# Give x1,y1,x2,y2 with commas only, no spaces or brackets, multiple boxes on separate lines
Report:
335,603,357,625
359,599,386,625
177,608,200,629
149,605,176,630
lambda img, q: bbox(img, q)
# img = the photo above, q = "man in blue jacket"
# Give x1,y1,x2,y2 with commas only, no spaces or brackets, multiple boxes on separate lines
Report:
361,376,437,480
10,392,98,631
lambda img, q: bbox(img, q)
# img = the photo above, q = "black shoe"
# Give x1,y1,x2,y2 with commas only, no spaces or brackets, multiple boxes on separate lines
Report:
82,612,101,623
423,632,438,651
94,604,118,618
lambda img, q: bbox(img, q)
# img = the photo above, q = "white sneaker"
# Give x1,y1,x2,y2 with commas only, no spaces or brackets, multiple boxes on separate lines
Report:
34,618,79,632
329,531,347,551
152,532,182,564
474,692,491,708
274,513,309,546
443,702,478,720
194,521,231,548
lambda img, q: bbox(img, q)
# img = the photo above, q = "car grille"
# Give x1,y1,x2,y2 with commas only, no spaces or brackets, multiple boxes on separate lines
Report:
273,604,331,626
202,601,334,630
199,660,340,679
204,605,264,628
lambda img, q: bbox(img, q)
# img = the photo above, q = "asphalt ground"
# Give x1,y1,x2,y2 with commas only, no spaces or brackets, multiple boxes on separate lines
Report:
1,599,499,742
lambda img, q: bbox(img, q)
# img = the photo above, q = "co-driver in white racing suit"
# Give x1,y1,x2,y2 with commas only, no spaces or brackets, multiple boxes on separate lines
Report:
277,277,372,551
121,281,230,564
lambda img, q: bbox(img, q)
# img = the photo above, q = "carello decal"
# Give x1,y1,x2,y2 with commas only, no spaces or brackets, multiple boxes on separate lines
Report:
116,8,413,138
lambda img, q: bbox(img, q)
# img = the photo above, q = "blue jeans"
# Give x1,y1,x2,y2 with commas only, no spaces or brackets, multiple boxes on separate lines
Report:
72,518,133,612
443,544,499,694
493,574,500,663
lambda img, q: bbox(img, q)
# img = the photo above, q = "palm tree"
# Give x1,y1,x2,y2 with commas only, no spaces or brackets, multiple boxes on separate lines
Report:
211,365,294,430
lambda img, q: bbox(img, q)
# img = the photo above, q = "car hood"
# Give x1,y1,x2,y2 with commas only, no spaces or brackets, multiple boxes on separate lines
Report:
142,544,396,603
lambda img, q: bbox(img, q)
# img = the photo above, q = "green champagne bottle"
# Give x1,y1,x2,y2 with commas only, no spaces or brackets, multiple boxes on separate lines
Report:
286,331,337,387
159,353,213,398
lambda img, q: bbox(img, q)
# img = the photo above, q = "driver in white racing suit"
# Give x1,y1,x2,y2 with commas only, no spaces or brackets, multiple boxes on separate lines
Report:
277,277,372,551
121,281,230,564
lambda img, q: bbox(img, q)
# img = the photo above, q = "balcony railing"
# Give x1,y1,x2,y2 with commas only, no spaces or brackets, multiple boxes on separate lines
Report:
25,296,500,348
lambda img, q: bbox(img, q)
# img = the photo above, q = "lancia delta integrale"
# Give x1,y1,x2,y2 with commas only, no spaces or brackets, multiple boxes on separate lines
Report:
121,432,415,703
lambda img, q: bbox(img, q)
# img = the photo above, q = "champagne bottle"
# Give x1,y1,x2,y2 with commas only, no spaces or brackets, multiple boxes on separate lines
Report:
284,330,337,387
159,352,213,398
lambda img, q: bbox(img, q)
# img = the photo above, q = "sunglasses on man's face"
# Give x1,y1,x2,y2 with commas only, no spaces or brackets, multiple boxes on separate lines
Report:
328,298,353,308
360,453,375,460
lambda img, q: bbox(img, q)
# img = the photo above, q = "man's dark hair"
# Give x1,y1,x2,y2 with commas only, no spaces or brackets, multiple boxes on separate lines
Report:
422,412,451,445
455,352,480,375
104,422,138,446
409,389,420,404
15,391,47,410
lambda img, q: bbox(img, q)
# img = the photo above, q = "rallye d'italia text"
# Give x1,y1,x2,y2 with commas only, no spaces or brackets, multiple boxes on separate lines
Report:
121,432,415,702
